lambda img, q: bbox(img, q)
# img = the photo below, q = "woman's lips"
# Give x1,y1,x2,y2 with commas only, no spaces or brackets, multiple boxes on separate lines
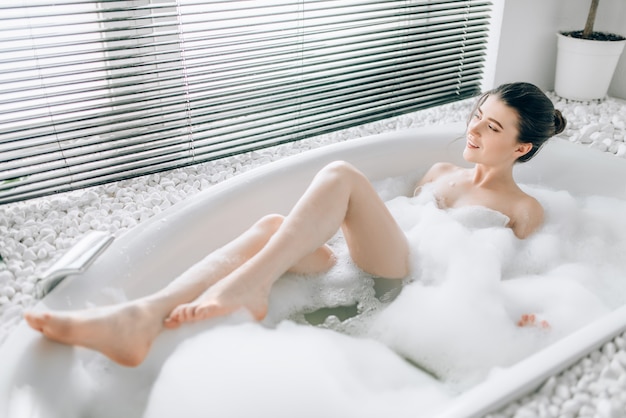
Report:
467,140,479,149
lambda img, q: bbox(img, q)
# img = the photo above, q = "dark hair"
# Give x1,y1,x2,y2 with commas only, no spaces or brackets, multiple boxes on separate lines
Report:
470,82,567,162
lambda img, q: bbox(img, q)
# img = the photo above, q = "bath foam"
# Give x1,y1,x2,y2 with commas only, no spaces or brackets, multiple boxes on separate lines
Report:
253,179,626,394
123,176,626,415
375,185,626,390
144,321,452,418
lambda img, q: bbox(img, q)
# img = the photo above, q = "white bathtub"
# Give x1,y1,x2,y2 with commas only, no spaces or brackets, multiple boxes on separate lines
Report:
2,122,626,418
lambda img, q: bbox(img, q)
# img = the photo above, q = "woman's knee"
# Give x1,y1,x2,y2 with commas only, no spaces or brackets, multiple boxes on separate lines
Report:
317,161,366,189
321,160,360,177
254,214,285,236
289,244,337,274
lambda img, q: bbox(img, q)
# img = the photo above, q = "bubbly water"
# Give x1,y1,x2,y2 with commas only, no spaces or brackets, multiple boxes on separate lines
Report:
142,178,626,418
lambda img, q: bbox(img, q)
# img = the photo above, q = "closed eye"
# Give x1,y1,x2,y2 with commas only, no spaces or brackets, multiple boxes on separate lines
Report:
476,107,503,132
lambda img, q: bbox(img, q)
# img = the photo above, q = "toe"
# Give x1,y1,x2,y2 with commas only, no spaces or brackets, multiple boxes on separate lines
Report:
194,303,226,320
24,311,45,331
163,316,181,329
173,305,193,322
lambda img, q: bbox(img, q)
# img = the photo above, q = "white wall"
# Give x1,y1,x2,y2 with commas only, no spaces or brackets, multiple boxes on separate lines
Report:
488,0,626,99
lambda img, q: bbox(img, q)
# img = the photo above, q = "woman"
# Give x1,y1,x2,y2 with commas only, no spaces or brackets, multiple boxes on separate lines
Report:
24,82,566,367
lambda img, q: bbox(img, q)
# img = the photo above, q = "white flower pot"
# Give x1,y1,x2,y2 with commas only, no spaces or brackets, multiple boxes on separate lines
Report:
555,32,625,101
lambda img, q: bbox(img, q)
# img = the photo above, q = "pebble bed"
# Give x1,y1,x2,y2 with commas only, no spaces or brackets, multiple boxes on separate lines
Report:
1,94,626,417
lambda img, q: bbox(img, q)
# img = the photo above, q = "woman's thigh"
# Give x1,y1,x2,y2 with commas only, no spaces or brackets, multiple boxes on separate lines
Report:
340,164,410,279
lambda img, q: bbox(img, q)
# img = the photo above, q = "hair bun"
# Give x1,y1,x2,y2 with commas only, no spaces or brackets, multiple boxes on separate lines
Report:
554,109,567,135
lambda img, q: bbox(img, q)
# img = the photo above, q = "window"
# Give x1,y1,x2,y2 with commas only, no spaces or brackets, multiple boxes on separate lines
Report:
0,0,492,204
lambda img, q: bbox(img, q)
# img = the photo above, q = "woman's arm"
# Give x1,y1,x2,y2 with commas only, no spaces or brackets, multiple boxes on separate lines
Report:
510,196,544,239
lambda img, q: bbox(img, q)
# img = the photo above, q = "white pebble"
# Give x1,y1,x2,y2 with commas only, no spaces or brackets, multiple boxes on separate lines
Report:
571,364,583,379
616,350,626,367
607,358,626,379
166,192,182,205
210,172,223,183
40,233,56,244
600,123,615,133
15,265,34,279
574,105,587,117
575,392,591,403
551,395,564,406
0,286,15,298
561,398,582,414
122,217,138,228
590,350,602,363
0,270,14,286
596,398,621,418
588,381,603,395
160,179,175,189
603,342,617,358
612,115,626,130
539,376,557,395
555,384,571,400
36,247,48,260
607,384,623,397
589,140,609,152
590,131,605,142
512,406,535,418
548,405,559,417
579,404,595,416
600,366,617,382
579,123,599,142
535,401,551,418
22,249,37,261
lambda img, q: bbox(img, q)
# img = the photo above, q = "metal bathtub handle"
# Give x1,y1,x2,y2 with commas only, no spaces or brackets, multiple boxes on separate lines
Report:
34,230,115,299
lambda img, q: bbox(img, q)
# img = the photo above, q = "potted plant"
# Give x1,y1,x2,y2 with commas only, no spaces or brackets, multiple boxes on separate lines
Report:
555,0,626,101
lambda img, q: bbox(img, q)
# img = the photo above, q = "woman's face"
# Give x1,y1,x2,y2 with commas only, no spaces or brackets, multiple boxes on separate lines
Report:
463,94,530,166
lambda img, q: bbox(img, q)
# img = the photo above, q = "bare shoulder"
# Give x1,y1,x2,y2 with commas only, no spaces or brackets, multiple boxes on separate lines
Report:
510,194,544,239
417,162,461,186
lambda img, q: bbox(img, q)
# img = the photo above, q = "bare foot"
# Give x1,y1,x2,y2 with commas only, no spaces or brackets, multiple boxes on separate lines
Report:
165,273,271,328
24,302,163,367
517,313,551,329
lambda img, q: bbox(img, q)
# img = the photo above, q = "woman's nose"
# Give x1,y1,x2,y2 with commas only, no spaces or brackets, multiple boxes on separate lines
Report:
468,122,481,136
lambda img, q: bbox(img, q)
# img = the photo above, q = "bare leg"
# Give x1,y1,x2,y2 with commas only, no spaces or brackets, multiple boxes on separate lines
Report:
24,215,334,367
25,161,409,366
167,161,410,326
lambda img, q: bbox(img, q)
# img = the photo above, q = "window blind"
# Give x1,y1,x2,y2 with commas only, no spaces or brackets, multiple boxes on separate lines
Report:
0,0,492,204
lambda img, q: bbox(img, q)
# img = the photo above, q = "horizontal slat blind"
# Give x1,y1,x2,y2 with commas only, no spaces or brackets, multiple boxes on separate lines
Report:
0,0,492,204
